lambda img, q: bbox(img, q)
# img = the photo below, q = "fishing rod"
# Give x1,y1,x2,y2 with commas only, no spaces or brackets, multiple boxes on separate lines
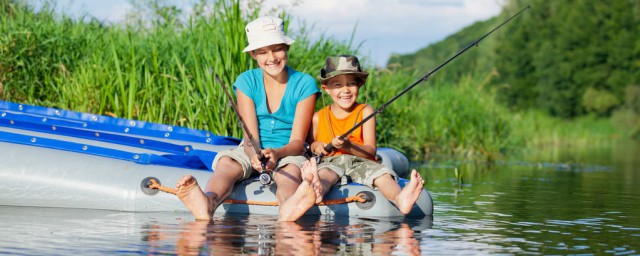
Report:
316,5,531,160
215,75,273,185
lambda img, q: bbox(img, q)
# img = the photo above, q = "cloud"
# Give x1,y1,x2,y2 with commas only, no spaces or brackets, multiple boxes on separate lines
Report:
95,3,131,22
33,0,131,23
265,0,503,66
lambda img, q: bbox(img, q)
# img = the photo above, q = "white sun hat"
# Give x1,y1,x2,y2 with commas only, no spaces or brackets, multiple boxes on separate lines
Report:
242,16,295,53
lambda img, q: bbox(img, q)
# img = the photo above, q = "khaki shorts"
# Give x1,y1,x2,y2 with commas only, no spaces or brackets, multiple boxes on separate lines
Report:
212,144,308,180
318,154,398,190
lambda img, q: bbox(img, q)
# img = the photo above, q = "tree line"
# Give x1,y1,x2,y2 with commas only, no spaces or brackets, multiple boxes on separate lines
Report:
389,0,640,121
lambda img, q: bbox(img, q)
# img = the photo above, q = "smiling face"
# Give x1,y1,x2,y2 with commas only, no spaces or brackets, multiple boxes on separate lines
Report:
322,74,363,112
250,44,289,79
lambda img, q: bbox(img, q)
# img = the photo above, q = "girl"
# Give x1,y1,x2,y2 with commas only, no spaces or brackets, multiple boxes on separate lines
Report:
176,16,319,221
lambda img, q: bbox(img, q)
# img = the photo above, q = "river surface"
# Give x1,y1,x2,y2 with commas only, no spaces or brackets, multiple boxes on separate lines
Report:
0,141,638,255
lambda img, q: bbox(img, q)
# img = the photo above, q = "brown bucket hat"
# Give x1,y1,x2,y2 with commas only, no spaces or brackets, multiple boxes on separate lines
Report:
318,55,369,83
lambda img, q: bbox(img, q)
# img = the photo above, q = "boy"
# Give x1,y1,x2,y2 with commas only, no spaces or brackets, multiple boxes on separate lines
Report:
304,55,425,215
175,16,319,222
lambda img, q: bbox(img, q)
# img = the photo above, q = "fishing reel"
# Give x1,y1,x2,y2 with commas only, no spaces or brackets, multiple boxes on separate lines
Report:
258,170,273,185
313,154,323,164
257,161,274,185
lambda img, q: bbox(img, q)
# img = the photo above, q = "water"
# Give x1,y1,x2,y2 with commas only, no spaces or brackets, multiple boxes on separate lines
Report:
420,141,640,254
1,141,638,255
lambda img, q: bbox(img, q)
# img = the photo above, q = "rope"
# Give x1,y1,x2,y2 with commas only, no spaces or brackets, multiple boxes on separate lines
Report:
147,179,368,206
148,179,177,194
224,199,278,206
318,193,367,205
225,193,367,206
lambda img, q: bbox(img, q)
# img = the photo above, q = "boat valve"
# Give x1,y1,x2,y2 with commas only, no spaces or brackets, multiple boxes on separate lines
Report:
141,176,161,195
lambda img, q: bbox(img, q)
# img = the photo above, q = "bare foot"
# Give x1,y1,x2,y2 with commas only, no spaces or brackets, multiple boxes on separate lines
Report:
301,160,323,204
278,161,318,222
394,170,425,215
176,175,214,221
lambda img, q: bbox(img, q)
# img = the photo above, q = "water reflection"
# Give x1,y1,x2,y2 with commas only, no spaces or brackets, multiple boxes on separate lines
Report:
141,214,432,255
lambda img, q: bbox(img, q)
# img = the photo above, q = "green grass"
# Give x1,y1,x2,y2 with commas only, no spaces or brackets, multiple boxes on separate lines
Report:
510,110,619,149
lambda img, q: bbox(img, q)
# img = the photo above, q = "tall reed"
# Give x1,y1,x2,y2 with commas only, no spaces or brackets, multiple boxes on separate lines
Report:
1,0,352,138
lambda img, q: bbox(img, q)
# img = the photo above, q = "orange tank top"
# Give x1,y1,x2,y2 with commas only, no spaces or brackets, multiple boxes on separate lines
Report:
316,103,373,160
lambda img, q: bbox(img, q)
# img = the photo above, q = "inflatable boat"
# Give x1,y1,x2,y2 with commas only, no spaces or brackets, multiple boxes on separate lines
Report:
0,100,433,218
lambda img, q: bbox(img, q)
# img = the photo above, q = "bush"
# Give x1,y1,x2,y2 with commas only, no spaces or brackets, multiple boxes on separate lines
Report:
582,87,621,116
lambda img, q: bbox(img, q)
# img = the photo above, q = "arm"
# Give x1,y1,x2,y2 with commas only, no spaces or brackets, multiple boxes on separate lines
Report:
309,112,329,155
262,93,317,164
358,104,378,159
333,104,377,159
236,89,262,159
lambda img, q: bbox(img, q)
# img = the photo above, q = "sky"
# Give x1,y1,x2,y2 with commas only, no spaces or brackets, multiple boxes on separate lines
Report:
35,0,505,67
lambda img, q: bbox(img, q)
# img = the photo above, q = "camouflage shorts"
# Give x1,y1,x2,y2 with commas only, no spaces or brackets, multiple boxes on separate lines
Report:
212,143,307,181
318,154,398,190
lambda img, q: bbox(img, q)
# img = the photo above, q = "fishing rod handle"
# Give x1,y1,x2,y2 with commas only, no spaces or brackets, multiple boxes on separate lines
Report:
311,142,336,163
255,152,270,172
257,153,267,162
322,133,349,154
314,141,339,163
323,143,336,154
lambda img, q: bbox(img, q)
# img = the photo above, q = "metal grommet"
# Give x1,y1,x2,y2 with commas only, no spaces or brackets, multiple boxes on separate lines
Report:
355,191,376,210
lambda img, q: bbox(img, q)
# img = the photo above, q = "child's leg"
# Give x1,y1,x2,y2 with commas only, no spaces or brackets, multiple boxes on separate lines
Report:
316,167,340,204
373,169,424,215
176,156,245,221
314,156,348,204
372,173,400,202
